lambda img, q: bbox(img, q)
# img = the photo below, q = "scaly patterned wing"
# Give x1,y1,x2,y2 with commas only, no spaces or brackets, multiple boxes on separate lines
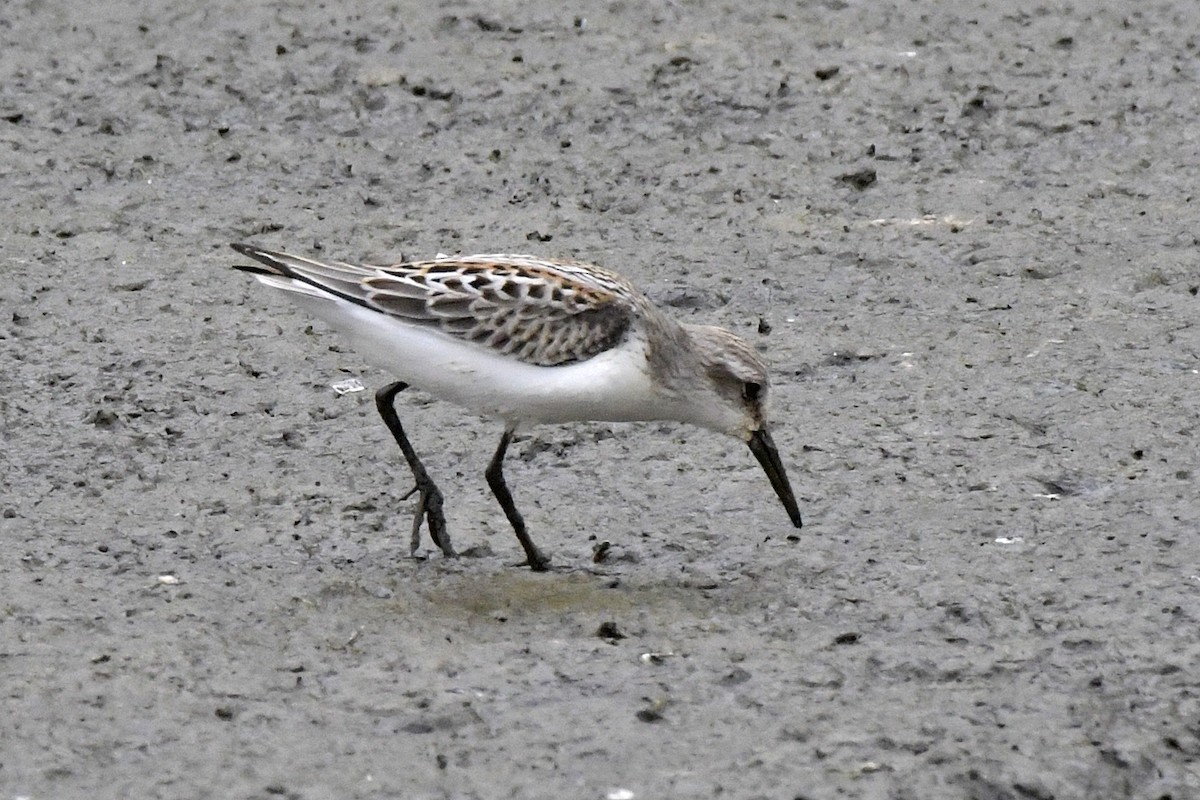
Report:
231,246,639,367
364,255,638,366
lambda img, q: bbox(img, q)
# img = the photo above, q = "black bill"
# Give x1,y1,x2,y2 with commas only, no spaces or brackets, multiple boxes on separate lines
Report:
747,427,803,528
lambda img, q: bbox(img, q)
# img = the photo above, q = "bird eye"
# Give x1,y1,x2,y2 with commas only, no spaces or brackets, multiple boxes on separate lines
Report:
742,381,762,401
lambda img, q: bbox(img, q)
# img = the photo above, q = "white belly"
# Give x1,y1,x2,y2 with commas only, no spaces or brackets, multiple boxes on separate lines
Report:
285,291,662,426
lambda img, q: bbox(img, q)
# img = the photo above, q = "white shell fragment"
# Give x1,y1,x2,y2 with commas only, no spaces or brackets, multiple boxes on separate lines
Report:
331,378,366,396
639,652,674,665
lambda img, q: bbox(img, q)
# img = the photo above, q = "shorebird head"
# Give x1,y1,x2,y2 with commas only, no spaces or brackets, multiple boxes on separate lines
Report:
681,325,803,528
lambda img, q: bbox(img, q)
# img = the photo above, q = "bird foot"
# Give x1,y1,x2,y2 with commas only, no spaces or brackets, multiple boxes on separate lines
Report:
516,547,552,572
404,482,456,559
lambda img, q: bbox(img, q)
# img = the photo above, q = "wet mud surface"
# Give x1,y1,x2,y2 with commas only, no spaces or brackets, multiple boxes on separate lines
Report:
3,1,1199,798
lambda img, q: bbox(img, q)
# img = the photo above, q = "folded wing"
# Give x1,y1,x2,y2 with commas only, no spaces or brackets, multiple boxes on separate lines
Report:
232,245,637,367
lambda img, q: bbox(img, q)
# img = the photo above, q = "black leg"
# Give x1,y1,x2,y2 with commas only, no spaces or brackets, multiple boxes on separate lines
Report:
374,382,455,559
486,428,550,571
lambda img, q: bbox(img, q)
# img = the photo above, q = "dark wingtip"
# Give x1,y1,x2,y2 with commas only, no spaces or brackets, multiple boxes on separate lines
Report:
232,263,278,277
231,243,262,274
230,242,286,275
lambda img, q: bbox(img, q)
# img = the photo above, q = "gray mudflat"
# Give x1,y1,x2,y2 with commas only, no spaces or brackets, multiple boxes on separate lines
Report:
3,2,1198,798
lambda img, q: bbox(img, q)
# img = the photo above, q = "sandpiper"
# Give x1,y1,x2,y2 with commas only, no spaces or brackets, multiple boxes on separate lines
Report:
231,243,803,570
